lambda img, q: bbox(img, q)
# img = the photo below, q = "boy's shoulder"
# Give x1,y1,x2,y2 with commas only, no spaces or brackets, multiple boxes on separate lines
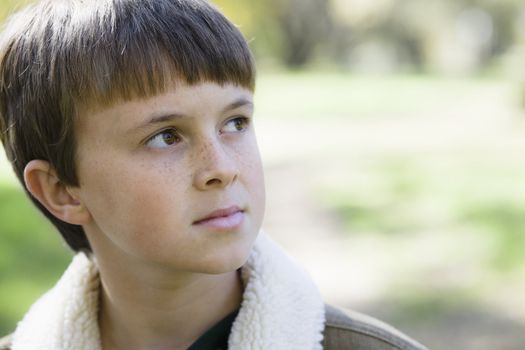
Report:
323,304,428,350
0,334,11,350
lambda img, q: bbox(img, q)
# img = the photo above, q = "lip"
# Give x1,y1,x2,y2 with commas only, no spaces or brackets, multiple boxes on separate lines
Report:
193,205,244,230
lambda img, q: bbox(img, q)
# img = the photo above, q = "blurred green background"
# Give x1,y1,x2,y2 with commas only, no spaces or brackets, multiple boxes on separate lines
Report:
2,0,525,349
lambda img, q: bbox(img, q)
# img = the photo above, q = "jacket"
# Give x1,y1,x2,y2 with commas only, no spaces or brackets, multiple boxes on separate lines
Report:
0,233,427,350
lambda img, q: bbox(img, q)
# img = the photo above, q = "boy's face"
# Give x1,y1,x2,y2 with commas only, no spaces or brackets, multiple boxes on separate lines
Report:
71,81,265,274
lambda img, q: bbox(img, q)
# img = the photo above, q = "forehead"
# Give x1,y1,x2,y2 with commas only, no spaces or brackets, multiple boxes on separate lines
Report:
75,81,254,134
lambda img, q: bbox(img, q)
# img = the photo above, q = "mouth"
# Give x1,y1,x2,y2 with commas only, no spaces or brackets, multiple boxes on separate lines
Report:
193,205,245,230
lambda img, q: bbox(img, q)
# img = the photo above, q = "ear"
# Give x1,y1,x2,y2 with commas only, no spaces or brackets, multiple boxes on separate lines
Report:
24,160,91,225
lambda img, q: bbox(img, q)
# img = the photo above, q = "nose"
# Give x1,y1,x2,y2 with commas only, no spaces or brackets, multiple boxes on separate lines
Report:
193,139,239,191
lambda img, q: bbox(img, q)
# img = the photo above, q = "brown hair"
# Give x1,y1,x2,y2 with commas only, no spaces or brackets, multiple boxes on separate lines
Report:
0,0,255,252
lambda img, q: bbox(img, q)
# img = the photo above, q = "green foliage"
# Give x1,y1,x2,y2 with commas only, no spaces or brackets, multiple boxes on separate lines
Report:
215,0,525,72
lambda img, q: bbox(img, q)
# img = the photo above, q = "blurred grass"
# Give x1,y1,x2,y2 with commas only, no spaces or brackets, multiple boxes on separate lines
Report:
0,132,71,335
462,201,525,271
256,72,510,119
318,156,525,271
0,184,70,334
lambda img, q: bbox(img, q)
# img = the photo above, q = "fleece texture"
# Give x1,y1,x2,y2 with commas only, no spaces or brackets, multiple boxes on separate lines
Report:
10,233,325,350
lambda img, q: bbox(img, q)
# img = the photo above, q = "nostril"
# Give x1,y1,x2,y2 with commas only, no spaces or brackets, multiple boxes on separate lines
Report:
206,178,222,186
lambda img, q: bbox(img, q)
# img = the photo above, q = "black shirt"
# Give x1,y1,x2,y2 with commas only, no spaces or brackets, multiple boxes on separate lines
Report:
186,309,239,350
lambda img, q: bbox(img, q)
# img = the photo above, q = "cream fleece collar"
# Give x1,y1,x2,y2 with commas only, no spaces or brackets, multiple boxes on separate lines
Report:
11,233,325,350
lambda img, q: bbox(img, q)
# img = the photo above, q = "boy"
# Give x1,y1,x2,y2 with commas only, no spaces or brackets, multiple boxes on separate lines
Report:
0,0,427,349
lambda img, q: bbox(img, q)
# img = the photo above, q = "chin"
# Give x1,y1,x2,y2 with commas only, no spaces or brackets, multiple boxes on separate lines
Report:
198,241,254,275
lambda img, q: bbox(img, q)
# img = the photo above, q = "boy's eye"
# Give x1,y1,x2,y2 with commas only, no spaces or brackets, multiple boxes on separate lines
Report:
145,129,182,148
222,117,250,133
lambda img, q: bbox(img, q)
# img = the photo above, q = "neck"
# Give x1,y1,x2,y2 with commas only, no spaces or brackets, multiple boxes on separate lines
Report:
97,258,243,350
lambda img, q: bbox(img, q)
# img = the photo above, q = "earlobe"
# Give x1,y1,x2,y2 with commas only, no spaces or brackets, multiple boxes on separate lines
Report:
24,160,91,225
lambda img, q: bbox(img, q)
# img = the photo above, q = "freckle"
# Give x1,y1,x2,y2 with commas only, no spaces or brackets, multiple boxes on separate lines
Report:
198,144,211,160
161,160,172,172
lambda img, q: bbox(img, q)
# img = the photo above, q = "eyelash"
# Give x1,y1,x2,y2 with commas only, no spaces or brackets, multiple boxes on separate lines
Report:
144,116,251,149
145,128,182,149
222,116,250,134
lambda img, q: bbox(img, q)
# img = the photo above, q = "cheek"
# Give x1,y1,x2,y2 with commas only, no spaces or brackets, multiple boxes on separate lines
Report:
239,139,266,215
78,156,188,239
245,154,264,194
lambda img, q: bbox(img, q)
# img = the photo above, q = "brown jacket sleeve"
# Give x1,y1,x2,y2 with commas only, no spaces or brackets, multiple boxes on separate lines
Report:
323,304,428,350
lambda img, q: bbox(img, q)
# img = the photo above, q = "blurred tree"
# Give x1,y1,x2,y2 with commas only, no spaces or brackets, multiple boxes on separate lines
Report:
215,0,332,68
1,0,524,74
275,0,332,67
331,0,524,74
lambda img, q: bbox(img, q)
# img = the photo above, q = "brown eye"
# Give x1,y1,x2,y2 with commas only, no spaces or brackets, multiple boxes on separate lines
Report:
162,130,180,145
146,129,182,148
223,117,250,133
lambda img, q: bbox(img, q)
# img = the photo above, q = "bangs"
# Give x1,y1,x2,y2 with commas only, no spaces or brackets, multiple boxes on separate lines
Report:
44,0,255,109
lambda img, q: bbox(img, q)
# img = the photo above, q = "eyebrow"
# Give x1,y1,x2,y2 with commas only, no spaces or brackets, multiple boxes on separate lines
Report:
221,98,253,114
132,98,254,132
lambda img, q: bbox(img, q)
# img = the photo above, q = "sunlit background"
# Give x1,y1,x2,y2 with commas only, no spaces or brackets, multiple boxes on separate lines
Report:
1,0,525,349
